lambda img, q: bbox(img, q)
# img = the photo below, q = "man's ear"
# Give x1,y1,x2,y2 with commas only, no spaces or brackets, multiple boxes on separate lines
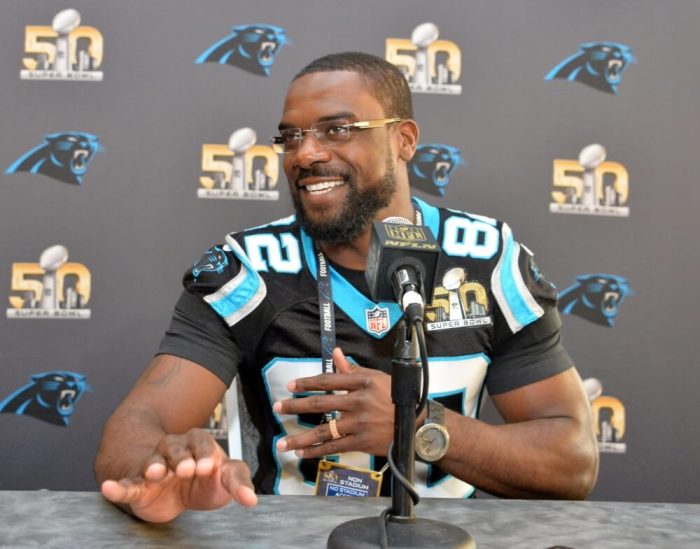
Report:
396,119,419,162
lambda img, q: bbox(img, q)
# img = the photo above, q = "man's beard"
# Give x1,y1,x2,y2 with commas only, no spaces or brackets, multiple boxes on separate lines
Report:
291,154,397,245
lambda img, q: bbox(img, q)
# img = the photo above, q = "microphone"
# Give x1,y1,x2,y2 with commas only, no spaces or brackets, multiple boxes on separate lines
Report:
331,216,473,549
365,216,441,321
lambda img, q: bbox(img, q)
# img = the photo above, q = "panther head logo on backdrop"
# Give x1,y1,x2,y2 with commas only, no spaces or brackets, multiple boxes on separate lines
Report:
5,132,101,185
195,24,288,76
558,274,632,326
0,371,89,426
408,144,463,196
545,42,635,94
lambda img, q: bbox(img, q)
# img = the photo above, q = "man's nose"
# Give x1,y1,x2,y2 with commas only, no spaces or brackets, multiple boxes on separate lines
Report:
293,132,331,168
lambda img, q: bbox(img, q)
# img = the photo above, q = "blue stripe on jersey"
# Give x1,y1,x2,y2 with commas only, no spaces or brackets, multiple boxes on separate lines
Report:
208,271,259,318
499,228,541,329
300,229,402,339
247,214,296,232
204,238,265,324
412,196,440,239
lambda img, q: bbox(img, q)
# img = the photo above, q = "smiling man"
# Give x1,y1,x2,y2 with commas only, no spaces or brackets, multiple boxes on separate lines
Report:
95,52,598,523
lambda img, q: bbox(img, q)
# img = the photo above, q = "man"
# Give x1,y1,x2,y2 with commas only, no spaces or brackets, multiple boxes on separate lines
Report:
95,52,598,523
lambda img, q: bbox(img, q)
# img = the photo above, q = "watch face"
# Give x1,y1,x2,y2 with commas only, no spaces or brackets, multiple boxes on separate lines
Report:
416,425,448,461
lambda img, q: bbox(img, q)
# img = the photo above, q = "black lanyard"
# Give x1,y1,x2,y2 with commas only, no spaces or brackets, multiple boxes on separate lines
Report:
313,209,422,424
315,245,336,423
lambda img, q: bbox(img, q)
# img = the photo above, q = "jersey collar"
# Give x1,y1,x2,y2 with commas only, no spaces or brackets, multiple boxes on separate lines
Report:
298,197,441,339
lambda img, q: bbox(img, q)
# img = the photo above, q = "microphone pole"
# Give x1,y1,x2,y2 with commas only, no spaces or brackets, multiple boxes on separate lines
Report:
327,220,474,548
389,319,420,521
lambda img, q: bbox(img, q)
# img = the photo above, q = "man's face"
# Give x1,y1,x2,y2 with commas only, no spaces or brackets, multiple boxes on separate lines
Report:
279,71,399,244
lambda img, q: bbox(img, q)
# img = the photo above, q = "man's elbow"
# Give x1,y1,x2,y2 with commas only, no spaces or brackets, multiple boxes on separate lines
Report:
560,434,600,500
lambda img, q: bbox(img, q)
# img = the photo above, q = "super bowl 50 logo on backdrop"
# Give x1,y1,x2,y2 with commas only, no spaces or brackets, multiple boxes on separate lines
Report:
550,144,629,217
7,245,91,319
583,378,627,453
20,9,103,81
196,24,287,76
198,128,279,200
386,23,462,95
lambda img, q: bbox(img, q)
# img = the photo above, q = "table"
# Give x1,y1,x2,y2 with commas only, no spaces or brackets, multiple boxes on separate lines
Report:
2,491,698,548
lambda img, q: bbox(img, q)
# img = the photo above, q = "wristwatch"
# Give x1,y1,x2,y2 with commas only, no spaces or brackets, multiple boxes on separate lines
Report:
415,400,450,462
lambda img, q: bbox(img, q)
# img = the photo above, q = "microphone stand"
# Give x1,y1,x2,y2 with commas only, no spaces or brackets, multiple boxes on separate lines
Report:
327,319,474,548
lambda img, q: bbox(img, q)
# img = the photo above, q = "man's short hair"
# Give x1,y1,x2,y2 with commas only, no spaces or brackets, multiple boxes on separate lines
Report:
293,51,414,120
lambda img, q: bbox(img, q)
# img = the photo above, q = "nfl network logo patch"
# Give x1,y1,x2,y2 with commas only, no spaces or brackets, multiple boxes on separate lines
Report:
365,306,389,336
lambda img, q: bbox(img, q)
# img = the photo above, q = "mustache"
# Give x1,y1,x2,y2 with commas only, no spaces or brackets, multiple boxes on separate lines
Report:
295,166,349,185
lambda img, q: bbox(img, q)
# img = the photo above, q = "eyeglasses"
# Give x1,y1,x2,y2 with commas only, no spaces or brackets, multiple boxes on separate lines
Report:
271,118,403,155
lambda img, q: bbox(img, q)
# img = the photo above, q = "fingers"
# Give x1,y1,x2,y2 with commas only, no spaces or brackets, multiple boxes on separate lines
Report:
100,479,132,503
273,393,351,416
102,429,223,505
150,428,222,480
286,348,366,392
143,454,168,481
221,460,258,507
276,417,371,459
274,348,393,458
287,372,372,393
285,434,356,460
275,367,384,415
332,347,357,374
100,476,161,505
276,418,348,452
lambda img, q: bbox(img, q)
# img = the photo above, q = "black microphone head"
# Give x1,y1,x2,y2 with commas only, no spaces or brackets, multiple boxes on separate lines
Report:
365,219,440,303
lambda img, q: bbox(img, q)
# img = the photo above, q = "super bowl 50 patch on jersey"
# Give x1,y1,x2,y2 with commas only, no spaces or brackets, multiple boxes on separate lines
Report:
424,267,492,331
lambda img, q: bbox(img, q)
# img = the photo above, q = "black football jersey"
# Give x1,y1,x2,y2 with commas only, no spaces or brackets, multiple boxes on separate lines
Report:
172,197,571,497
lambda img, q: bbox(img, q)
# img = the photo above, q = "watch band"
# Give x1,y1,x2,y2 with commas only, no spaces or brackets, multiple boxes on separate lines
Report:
425,399,445,426
415,399,450,463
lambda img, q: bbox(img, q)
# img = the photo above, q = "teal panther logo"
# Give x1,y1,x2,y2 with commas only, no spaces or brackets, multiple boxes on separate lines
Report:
545,42,634,94
0,372,89,426
6,132,101,185
409,144,463,196
196,24,288,76
559,274,631,327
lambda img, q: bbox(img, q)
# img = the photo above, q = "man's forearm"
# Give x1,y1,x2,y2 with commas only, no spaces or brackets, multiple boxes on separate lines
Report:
438,411,599,499
94,404,166,486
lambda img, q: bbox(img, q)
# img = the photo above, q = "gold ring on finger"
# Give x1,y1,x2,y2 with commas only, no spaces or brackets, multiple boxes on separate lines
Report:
329,418,342,440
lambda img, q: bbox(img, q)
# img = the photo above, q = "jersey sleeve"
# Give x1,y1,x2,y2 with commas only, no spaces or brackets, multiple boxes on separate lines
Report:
490,223,558,335
486,224,574,394
157,289,243,387
157,237,266,386
183,237,267,328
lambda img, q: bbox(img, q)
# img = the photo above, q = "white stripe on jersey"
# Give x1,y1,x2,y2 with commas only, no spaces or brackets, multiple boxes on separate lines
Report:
491,224,544,334
204,235,267,327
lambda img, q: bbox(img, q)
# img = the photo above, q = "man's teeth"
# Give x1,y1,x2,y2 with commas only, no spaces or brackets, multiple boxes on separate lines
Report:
305,180,344,194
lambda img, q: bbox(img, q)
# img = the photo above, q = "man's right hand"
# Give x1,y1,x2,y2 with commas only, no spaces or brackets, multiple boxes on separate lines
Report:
100,428,257,523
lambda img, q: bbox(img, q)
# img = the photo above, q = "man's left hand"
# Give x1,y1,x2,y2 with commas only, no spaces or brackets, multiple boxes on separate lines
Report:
273,347,394,458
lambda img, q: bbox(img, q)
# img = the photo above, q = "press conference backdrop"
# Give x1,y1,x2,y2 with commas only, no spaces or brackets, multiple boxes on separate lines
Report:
1,0,698,503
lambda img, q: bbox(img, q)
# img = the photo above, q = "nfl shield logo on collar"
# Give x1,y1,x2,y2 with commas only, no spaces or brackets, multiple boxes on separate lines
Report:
365,305,389,336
